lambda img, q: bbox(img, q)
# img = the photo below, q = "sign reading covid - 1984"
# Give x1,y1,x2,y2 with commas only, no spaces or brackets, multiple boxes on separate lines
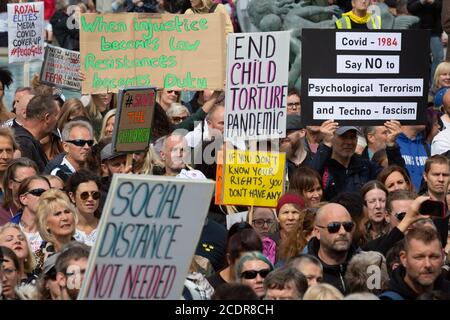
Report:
301,29,430,125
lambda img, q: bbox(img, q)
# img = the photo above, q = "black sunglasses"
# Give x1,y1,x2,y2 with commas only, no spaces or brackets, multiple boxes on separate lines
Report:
240,269,271,280
393,211,406,221
26,188,47,197
66,139,94,147
317,221,354,234
80,191,101,201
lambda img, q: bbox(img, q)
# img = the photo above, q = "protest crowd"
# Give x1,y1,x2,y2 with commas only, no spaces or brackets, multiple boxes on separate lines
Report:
0,0,450,302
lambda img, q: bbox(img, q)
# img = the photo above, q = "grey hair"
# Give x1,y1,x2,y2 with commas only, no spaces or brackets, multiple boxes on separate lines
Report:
345,251,389,294
166,103,190,118
61,120,93,142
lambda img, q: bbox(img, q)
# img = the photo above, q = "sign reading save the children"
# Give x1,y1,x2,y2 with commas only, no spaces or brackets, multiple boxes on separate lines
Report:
40,45,81,91
80,13,226,94
224,31,290,141
7,2,44,63
221,150,285,207
113,87,156,153
78,174,215,300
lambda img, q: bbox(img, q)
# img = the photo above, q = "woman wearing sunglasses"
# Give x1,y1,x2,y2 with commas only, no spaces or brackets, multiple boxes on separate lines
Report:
36,189,77,267
235,251,274,299
66,169,102,247
13,176,51,254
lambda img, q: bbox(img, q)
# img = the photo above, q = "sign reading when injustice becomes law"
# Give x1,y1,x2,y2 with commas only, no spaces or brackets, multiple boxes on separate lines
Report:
40,44,81,91
78,174,215,300
301,29,430,125
113,87,156,153
224,31,290,141
7,2,44,63
80,13,226,94
221,150,285,208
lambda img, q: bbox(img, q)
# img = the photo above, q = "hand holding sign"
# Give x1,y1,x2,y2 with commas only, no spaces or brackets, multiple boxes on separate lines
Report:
320,119,338,147
384,120,402,146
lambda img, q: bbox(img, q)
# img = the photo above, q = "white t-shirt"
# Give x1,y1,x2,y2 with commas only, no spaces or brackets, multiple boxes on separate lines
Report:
20,227,43,253
74,228,98,247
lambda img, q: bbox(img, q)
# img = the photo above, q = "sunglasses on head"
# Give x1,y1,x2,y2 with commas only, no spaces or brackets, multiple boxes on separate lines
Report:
26,188,47,197
80,191,101,201
393,211,406,221
316,221,354,234
240,269,271,280
66,139,94,147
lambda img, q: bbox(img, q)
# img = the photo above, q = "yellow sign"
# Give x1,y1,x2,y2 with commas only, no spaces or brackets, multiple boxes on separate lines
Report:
221,150,285,207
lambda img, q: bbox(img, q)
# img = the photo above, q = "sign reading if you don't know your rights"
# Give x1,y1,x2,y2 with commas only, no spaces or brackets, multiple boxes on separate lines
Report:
301,29,430,126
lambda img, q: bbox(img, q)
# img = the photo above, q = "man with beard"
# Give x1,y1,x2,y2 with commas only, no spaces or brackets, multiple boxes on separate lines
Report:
311,120,404,200
55,241,90,300
305,203,358,294
381,226,450,300
280,115,312,180
50,121,94,181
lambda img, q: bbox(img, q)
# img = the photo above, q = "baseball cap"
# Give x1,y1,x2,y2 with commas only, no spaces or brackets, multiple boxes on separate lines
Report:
286,114,304,131
101,143,126,162
335,126,361,136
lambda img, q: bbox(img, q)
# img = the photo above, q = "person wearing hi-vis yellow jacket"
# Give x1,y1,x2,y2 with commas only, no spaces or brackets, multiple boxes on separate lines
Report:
335,0,381,29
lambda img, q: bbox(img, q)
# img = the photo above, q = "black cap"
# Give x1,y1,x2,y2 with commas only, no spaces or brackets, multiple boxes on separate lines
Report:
286,114,304,131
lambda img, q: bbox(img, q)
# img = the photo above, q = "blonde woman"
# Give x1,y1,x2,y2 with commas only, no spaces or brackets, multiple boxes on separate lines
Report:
0,223,37,283
85,93,116,139
99,109,116,140
57,98,90,132
303,283,344,300
185,0,234,35
35,189,77,267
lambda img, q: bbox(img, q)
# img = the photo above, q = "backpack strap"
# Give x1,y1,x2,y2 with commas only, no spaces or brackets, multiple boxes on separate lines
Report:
379,291,404,300
208,3,218,13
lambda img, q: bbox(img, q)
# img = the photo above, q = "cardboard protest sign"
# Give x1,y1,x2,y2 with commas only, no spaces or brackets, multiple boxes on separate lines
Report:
224,31,290,141
78,174,215,300
301,29,430,125
7,2,44,63
40,44,81,91
113,87,156,153
80,13,226,94
221,150,285,207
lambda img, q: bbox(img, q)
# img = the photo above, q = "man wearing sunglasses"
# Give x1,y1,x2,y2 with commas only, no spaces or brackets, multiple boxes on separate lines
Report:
50,121,94,181
306,202,358,294
14,95,60,173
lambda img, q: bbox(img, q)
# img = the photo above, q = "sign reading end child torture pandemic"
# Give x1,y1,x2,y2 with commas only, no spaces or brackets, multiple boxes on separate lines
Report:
7,2,44,63
224,31,290,141
78,174,215,300
301,29,430,126
221,150,285,208
80,13,226,94
113,87,156,153
40,45,81,91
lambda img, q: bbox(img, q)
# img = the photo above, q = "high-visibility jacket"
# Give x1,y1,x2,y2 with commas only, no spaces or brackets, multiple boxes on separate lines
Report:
335,15,382,29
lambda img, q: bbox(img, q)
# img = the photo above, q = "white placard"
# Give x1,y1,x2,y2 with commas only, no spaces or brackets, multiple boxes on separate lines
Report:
336,32,402,51
40,45,81,90
225,31,290,141
336,55,400,73
226,211,248,230
7,2,44,63
313,102,417,120
308,78,423,97
78,174,215,300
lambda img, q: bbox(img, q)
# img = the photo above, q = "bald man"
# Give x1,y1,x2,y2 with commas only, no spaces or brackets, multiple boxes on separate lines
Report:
305,203,359,294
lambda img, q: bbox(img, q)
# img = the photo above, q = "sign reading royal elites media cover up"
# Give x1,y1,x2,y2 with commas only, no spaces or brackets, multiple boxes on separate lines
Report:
40,45,81,91
7,2,44,63
80,13,226,94
224,32,290,141
78,175,215,300
301,29,430,125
